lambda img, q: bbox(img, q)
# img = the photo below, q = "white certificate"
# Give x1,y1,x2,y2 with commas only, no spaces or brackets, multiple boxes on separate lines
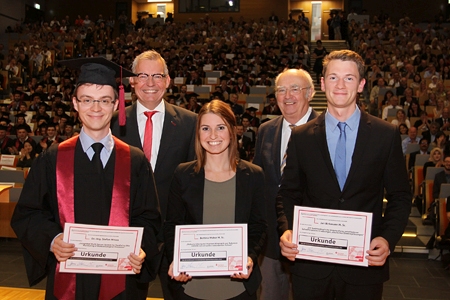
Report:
60,223,143,274
292,206,372,267
173,224,247,277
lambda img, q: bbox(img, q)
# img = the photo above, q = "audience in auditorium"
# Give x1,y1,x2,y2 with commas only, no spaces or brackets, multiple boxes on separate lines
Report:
2,8,450,284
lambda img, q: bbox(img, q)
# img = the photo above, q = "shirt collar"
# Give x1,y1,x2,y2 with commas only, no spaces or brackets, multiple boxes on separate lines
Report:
325,105,361,133
282,107,312,128
79,127,114,154
136,99,165,115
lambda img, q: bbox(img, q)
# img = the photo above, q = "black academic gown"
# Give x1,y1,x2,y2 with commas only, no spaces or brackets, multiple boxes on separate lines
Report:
11,139,161,300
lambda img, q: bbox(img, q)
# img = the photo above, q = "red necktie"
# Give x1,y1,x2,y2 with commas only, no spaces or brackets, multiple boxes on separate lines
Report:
143,111,157,161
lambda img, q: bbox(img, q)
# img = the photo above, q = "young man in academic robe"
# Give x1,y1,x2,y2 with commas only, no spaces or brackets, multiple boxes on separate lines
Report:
11,57,161,300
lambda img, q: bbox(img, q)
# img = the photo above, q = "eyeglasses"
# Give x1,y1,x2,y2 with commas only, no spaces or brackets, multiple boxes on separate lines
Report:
276,85,310,96
76,97,115,106
136,73,167,83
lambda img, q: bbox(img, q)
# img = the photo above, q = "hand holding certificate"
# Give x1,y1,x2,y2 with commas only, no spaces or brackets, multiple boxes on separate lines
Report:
292,206,372,267
172,224,248,277
60,223,143,274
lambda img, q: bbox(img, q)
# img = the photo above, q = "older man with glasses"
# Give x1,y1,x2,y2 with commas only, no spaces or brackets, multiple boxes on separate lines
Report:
253,68,319,300
111,50,197,300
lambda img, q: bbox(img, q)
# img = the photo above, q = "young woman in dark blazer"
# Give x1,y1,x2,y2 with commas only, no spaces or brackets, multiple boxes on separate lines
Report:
164,100,267,300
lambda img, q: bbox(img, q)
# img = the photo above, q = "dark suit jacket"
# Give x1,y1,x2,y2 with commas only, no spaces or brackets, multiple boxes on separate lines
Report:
408,150,430,170
421,130,439,144
435,117,449,130
253,110,318,259
164,160,267,295
433,170,448,200
111,102,197,221
276,110,411,285
0,137,14,154
238,134,252,160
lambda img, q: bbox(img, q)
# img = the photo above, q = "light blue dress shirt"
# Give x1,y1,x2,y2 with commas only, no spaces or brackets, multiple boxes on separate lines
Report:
79,128,114,168
325,106,361,178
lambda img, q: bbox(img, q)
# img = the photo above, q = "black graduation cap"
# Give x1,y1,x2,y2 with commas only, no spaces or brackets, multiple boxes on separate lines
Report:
0,117,11,124
246,106,258,112
59,56,135,126
211,91,224,101
59,56,135,88
187,92,199,99
15,124,28,131
15,113,27,119
266,93,276,99
0,125,8,131
59,114,70,120
36,115,49,123
54,92,63,99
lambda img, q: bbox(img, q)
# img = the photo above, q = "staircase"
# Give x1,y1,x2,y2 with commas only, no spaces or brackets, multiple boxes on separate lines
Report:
394,205,435,258
309,40,349,114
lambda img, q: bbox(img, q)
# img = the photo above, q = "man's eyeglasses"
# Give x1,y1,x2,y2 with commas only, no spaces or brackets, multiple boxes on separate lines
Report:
136,73,167,83
76,97,115,106
276,85,310,96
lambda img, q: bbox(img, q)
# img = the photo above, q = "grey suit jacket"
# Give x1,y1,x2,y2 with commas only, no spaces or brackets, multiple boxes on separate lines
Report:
111,101,197,221
253,109,318,259
277,110,411,284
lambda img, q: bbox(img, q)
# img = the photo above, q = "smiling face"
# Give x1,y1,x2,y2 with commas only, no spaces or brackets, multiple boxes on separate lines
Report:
275,70,313,124
433,150,442,163
130,59,170,110
72,84,118,141
321,59,365,120
199,113,231,157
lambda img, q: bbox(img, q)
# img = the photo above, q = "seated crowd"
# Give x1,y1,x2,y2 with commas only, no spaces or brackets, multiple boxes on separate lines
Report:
0,10,450,253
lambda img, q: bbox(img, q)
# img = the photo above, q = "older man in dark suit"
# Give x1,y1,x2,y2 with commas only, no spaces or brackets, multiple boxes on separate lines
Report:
277,50,411,299
111,50,196,300
253,68,318,300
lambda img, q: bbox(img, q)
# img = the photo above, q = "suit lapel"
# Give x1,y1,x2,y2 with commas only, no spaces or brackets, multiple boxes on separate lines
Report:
272,117,283,181
313,113,337,182
308,109,319,121
235,161,250,222
155,102,178,173
345,111,371,190
126,103,142,149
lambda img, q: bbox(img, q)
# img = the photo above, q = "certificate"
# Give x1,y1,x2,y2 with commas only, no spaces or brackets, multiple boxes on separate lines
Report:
60,223,143,274
292,206,372,267
173,224,247,277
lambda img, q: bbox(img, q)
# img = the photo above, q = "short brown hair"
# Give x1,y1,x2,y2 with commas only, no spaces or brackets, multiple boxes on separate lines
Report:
194,100,238,173
322,50,365,81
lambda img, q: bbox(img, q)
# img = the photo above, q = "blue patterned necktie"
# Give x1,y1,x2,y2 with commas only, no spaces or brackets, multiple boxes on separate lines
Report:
335,122,347,190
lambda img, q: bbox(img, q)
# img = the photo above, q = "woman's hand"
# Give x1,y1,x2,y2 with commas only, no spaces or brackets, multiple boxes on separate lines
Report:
20,146,29,159
168,262,192,282
231,257,253,280
128,248,146,274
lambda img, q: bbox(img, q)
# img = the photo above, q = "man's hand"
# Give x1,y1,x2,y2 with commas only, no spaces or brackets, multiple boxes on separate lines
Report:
51,234,76,262
279,230,298,261
366,236,390,266
128,248,146,274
